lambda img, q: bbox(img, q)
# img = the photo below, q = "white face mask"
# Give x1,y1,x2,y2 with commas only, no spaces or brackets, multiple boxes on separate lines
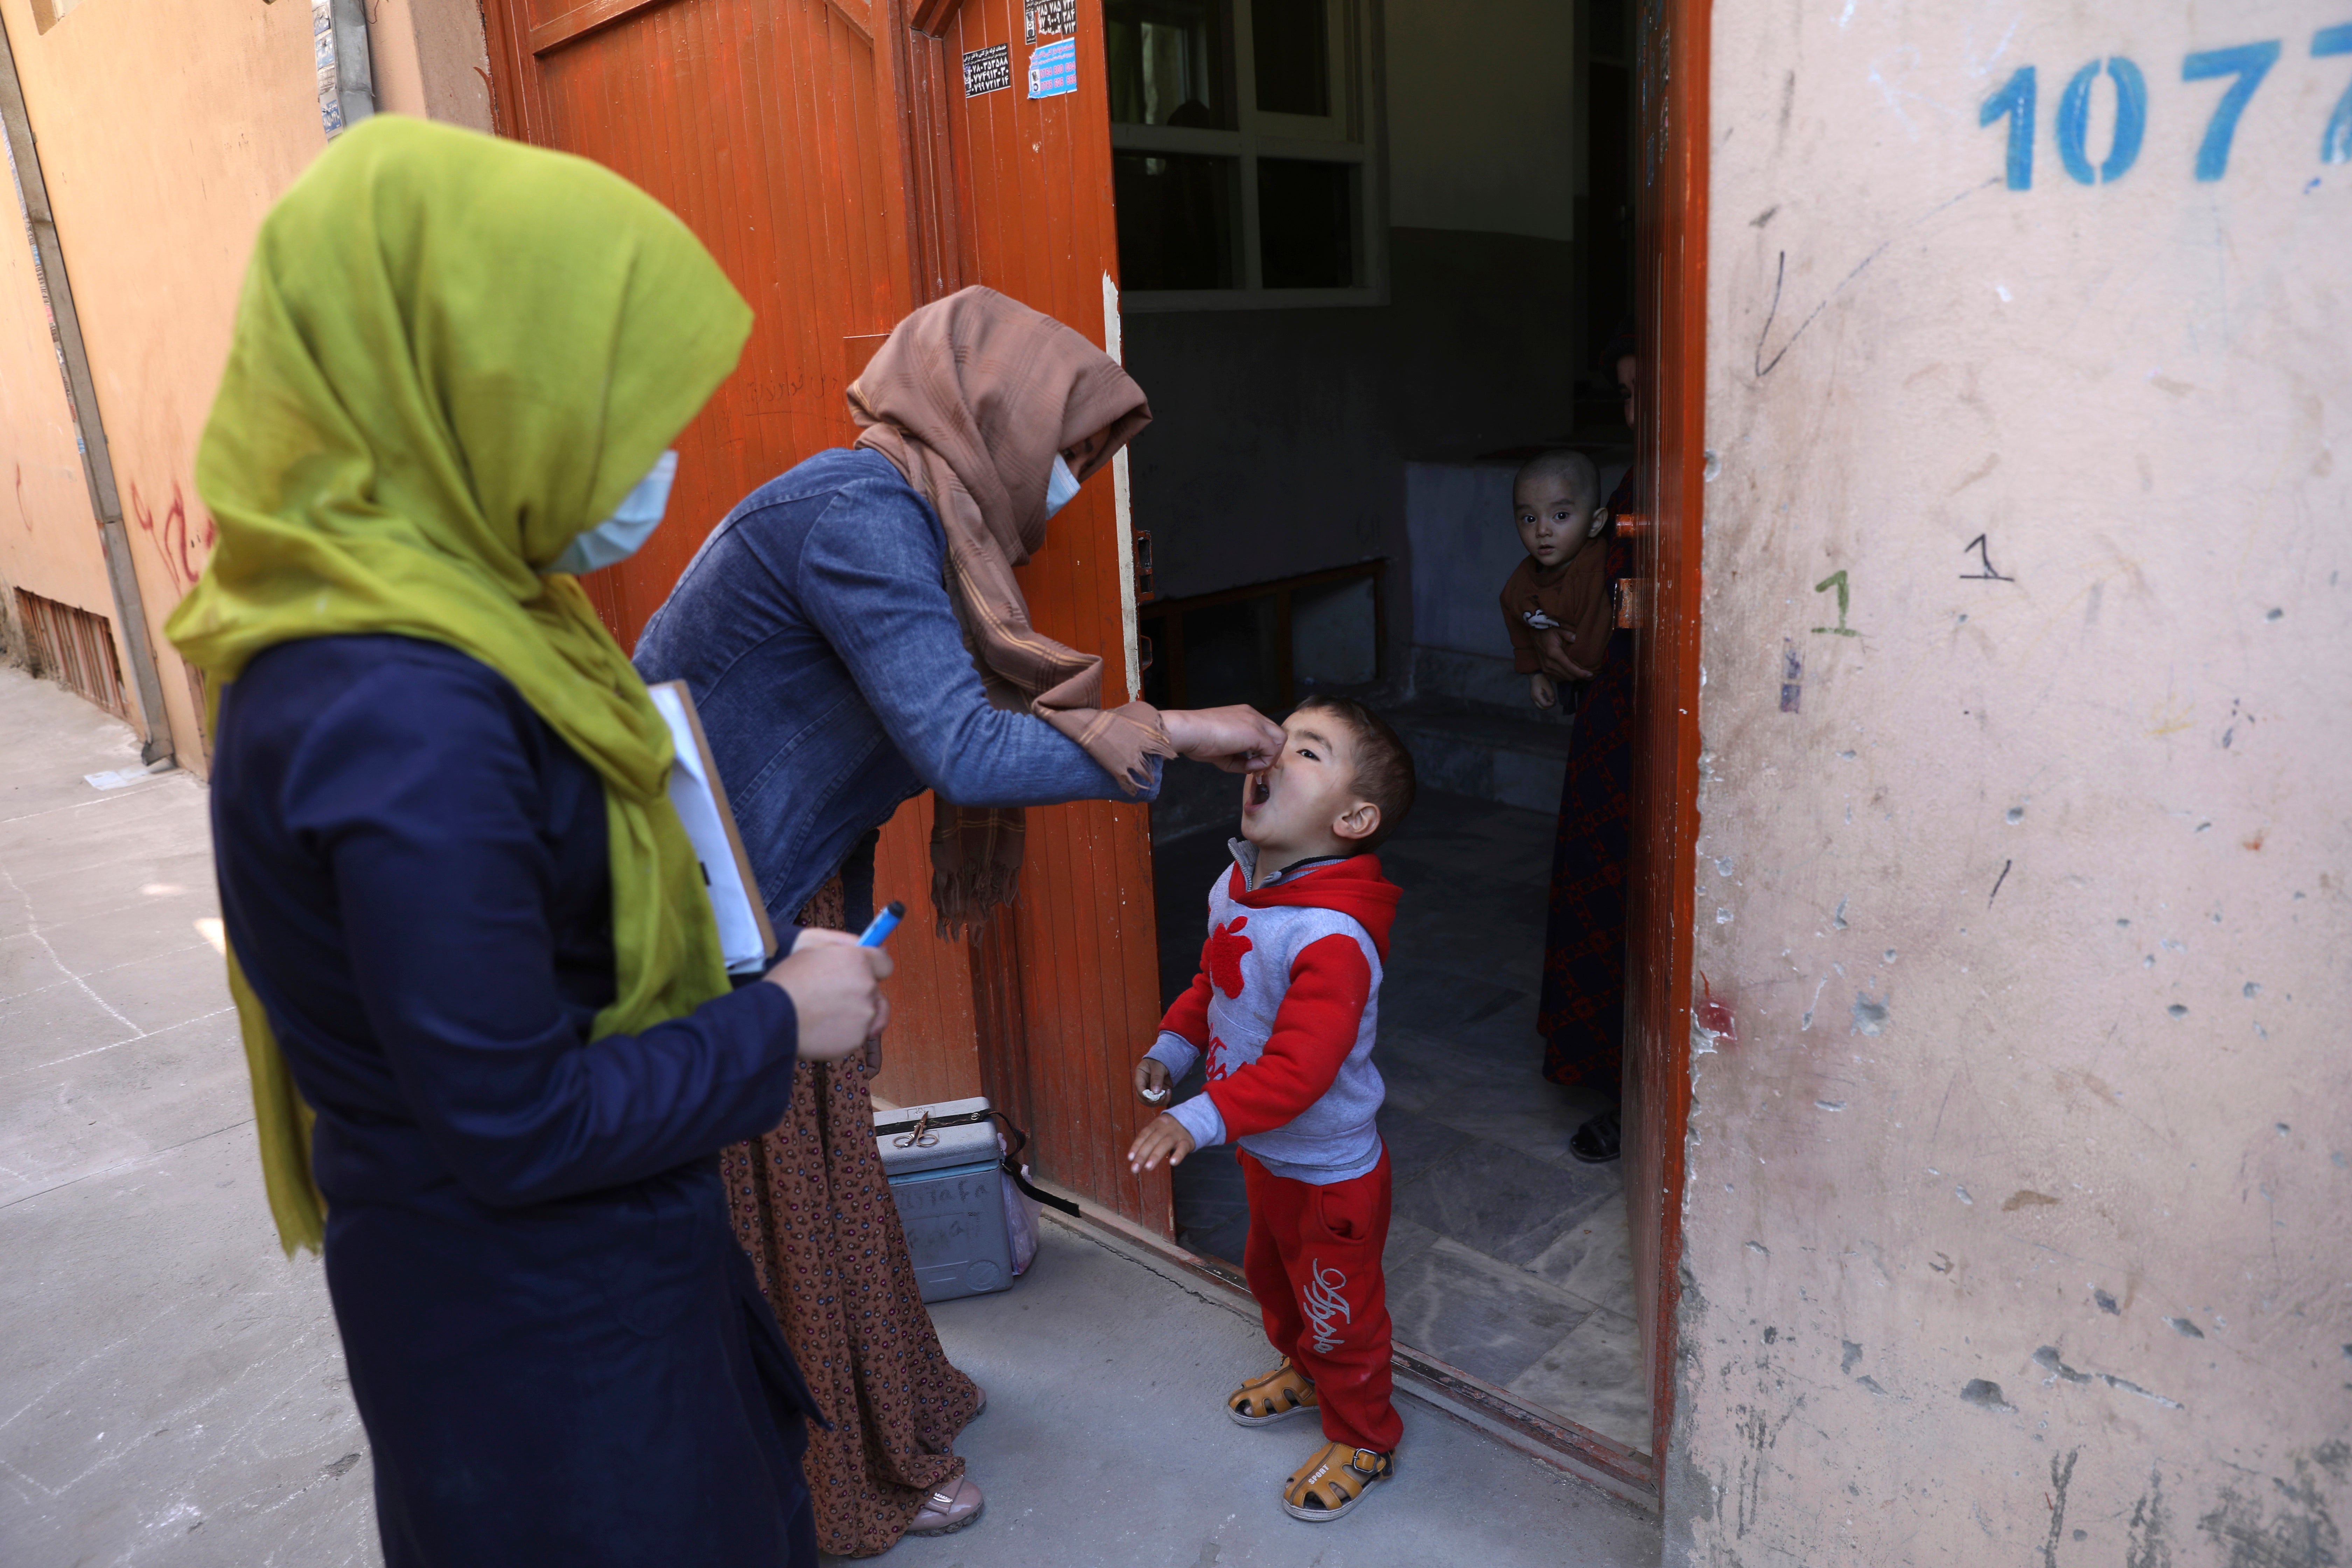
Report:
543,450,679,576
1043,453,1082,519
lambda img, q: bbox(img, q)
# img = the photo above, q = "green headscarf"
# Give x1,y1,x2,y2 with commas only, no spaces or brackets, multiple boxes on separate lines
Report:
167,116,754,1254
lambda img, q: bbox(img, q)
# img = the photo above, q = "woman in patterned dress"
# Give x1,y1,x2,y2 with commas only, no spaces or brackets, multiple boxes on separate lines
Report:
632,288,1283,1554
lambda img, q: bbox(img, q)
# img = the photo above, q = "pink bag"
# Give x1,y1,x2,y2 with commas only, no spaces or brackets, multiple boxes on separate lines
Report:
995,1129,1041,1275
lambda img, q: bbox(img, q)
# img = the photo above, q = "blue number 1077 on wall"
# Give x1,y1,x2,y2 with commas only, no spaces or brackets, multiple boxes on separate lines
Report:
2314,24,2352,163
2058,57,2147,183
2183,42,2280,180
1986,33,2350,187
1981,66,2036,189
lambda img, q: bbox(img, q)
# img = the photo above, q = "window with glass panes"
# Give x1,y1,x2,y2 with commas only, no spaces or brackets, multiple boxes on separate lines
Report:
1105,0,1378,305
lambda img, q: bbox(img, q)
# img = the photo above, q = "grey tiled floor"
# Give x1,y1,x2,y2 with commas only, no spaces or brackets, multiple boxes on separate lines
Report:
1152,788,1646,1450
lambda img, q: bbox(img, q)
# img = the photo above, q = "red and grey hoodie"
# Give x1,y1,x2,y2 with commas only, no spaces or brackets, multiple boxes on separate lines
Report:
1145,841,1402,1184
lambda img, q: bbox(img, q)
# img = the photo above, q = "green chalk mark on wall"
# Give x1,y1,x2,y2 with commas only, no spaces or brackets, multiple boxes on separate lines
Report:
1812,569,1860,637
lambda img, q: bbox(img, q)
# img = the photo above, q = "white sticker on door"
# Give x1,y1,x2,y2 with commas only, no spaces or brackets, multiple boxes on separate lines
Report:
963,43,1011,97
1023,0,1075,44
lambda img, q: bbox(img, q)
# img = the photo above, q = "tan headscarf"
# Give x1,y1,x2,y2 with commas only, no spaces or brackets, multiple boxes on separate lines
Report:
849,287,1168,935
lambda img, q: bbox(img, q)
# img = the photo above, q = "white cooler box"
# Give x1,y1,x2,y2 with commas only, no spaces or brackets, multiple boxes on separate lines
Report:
875,1097,1015,1303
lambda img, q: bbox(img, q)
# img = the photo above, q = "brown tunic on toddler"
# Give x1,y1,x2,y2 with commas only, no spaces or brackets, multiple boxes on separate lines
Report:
1500,542,1614,681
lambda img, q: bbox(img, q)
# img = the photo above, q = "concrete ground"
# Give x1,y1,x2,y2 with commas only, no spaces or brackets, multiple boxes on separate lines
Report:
0,667,377,1566
0,664,1659,1566
887,1219,1659,1568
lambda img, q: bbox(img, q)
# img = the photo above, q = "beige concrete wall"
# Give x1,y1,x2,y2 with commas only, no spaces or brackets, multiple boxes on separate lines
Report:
0,0,487,766
372,0,493,133
1671,2,2350,1563
4,0,322,761
0,141,113,674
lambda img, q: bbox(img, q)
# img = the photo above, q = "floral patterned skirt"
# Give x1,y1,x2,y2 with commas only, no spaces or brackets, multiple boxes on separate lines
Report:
721,877,981,1557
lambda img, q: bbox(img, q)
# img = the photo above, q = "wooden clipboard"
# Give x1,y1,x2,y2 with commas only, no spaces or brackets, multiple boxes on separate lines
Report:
646,680,777,974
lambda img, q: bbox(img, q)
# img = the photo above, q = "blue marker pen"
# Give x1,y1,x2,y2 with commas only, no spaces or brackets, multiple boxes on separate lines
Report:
858,899,906,947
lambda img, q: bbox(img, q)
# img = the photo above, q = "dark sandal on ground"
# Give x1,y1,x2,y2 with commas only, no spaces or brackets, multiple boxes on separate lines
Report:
1569,1108,1622,1163
1228,1358,1319,1427
1282,1440,1394,1521
908,1475,984,1536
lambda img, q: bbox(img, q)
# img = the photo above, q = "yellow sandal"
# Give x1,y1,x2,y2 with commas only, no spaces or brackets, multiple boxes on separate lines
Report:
1227,1358,1319,1428
1282,1439,1394,1521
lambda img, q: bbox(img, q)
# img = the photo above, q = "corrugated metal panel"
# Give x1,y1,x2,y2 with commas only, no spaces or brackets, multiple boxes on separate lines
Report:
15,587,128,719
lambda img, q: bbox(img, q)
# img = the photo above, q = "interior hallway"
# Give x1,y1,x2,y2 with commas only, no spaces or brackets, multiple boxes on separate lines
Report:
0,664,1656,1566
1157,787,1646,1450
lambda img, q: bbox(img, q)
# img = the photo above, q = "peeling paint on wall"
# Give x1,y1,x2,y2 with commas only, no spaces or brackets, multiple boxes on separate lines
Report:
1668,2,2350,1561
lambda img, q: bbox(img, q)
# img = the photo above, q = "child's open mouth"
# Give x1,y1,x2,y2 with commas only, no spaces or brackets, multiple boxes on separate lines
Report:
1248,773,1272,809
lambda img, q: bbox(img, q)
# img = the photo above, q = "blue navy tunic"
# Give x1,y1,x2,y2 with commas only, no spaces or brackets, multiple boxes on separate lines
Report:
209,633,821,1568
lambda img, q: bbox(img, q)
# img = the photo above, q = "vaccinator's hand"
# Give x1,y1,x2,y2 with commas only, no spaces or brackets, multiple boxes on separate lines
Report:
1163,705,1286,772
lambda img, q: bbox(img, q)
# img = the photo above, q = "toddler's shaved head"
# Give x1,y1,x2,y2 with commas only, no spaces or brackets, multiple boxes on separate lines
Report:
1512,450,1604,572
1513,450,1601,514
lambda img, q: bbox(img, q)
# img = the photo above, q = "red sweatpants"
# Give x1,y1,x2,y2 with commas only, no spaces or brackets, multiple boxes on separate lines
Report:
1239,1148,1400,1452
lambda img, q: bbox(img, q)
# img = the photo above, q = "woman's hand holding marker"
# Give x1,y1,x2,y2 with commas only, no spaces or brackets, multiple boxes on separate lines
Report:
764,929,891,1059
858,899,905,947
849,898,905,1074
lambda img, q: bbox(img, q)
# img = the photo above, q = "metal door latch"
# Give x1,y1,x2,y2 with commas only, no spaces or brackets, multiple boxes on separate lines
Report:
1616,578,1650,629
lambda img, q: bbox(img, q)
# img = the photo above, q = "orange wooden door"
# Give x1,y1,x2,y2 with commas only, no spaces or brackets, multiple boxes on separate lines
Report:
1624,0,1708,1464
487,0,916,643
913,0,1171,1232
483,0,1171,1229
480,0,985,1110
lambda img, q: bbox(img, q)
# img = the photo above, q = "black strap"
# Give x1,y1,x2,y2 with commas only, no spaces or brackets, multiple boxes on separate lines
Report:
873,1108,994,1135
989,1111,1082,1218
873,1108,993,1147
873,1108,1082,1217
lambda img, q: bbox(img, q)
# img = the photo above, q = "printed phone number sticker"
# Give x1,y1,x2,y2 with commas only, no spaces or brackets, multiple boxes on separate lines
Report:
1024,0,1075,45
1029,38,1077,99
964,43,1011,97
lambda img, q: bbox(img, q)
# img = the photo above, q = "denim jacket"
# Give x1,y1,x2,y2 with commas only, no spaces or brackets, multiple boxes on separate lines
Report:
633,447,1160,927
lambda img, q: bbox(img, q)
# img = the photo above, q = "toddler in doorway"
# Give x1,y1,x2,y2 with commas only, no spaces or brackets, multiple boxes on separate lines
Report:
1127,694,1415,1522
1499,450,1615,710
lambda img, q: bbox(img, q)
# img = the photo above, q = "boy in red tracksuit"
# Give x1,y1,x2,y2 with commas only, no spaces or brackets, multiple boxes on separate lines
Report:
1129,694,1416,1523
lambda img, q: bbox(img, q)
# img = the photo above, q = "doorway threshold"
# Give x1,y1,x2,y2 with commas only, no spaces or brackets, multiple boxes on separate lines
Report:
1030,1176,1660,1511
